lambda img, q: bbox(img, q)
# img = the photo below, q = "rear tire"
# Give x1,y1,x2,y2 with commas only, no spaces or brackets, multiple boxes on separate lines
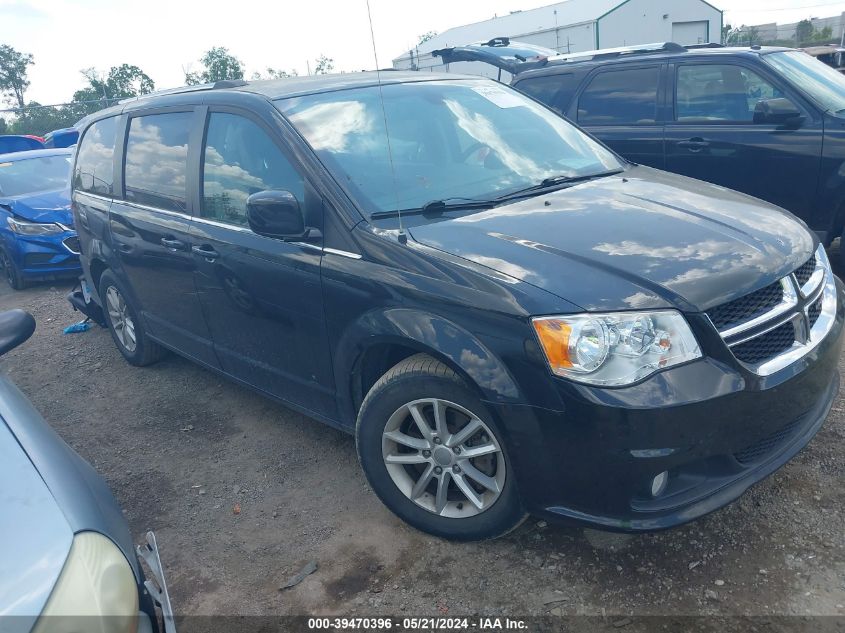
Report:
99,269,167,366
0,248,27,290
356,353,526,541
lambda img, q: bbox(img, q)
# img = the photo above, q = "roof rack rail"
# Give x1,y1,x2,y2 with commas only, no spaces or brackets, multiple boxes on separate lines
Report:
213,79,249,88
117,83,218,104
685,42,724,49
555,41,686,63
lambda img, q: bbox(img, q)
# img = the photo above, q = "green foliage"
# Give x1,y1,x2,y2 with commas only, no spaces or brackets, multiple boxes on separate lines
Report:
251,67,298,80
418,31,438,46
0,117,6,134
185,47,244,85
0,44,34,109
723,24,760,46
313,55,334,75
793,20,836,46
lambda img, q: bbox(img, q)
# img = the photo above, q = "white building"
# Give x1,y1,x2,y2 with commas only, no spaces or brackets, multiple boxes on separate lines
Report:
393,0,723,78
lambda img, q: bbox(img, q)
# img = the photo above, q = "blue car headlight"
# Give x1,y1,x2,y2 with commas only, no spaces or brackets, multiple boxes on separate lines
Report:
7,217,65,236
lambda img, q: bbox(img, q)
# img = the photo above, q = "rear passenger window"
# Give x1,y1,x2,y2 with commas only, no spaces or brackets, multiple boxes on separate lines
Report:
201,112,304,227
124,112,192,212
515,74,578,115
74,117,117,196
577,67,661,126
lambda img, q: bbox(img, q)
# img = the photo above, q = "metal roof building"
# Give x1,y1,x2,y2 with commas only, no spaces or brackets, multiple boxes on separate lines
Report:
393,0,723,78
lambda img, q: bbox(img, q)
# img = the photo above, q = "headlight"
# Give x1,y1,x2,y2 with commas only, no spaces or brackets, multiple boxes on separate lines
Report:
32,531,139,633
532,310,702,386
7,217,64,235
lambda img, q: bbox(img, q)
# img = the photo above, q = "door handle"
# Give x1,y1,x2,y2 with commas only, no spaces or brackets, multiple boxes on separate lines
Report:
160,237,186,250
678,138,709,152
192,245,220,261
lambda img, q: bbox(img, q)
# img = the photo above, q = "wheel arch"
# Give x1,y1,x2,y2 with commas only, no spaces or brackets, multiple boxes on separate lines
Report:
335,308,523,426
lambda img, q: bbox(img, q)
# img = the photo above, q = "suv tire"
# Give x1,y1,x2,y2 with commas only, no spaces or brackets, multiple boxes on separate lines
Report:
356,353,526,541
99,269,167,366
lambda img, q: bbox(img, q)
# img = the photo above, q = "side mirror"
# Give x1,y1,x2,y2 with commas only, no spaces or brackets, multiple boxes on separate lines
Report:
753,98,804,128
246,190,308,239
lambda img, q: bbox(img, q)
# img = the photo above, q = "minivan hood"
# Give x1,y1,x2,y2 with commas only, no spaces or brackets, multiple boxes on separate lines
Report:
408,166,815,313
1,189,73,226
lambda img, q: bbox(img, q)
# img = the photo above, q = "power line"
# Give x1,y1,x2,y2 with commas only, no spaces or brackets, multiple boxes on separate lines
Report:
0,98,119,115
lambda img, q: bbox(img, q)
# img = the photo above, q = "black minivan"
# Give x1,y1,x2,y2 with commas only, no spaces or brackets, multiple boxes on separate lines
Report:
435,41,845,261
71,72,842,540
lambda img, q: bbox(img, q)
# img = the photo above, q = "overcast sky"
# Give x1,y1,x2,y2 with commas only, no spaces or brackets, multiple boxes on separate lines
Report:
3,0,845,106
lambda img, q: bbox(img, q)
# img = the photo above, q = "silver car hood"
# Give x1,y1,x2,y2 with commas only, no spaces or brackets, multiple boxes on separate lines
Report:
0,418,72,629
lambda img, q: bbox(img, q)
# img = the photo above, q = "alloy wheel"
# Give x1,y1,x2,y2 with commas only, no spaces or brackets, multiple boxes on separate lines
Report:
381,398,506,518
105,285,137,353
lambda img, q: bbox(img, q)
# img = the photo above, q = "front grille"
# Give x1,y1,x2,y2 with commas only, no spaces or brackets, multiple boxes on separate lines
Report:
731,320,795,364
794,255,817,288
707,280,783,331
63,236,81,254
23,253,55,267
733,417,803,465
808,297,822,328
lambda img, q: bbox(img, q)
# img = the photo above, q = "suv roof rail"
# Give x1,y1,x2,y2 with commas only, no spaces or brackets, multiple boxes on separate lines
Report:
555,41,686,63
685,42,724,49
117,83,219,105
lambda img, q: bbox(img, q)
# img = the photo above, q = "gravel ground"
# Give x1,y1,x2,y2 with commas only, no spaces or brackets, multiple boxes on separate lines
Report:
0,260,843,623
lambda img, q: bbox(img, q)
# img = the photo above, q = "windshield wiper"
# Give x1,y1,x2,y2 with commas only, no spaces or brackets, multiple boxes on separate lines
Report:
498,169,624,201
370,198,499,220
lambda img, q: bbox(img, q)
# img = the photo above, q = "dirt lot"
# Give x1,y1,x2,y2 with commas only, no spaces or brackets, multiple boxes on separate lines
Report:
1,263,843,623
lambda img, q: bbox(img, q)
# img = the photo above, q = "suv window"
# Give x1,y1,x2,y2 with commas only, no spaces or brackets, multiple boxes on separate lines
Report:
124,112,192,212
577,67,660,126
201,112,305,228
74,117,117,196
515,73,579,115
676,64,787,122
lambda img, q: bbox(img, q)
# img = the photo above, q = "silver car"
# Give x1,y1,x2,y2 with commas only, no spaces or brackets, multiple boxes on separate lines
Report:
0,309,174,633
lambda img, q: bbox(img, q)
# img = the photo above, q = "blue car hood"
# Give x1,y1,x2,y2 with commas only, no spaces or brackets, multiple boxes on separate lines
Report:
1,189,73,226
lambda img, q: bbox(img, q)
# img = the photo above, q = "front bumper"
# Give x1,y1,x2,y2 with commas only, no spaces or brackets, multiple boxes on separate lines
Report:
492,280,844,532
9,231,81,278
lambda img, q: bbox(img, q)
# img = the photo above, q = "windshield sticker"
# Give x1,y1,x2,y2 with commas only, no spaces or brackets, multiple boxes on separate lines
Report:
472,85,525,108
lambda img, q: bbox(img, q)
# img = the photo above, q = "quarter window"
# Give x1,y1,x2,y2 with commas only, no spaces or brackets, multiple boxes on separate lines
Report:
74,117,117,196
675,64,788,122
124,112,192,212
577,67,660,126
201,112,304,227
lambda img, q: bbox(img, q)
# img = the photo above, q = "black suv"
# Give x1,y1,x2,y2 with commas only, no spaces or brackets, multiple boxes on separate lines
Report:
435,41,845,260
70,73,842,540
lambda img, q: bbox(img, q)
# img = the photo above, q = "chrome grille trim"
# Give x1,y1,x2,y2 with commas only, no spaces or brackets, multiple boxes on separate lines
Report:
709,245,836,376
717,277,797,339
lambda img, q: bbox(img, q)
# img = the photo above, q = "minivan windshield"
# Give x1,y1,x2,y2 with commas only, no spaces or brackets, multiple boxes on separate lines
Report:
763,50,845,114
276,79,623,216
0,154,71,197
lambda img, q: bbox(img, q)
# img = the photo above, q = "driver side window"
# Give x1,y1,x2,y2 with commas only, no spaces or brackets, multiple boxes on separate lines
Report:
201,112,305,227
676,64,790,122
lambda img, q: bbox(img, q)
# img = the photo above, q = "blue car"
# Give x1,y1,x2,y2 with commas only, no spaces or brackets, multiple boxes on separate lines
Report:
0,148,80,289
0,135,44,154
43,128,79,149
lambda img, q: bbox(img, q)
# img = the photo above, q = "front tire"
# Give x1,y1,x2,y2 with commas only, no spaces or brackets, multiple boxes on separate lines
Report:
0,248,27,290
356,354,526,541
99,269,167,366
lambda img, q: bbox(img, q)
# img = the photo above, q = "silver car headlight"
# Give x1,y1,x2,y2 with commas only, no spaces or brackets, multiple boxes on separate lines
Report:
7,217,64,236
532,310,702,387
32,531,139,633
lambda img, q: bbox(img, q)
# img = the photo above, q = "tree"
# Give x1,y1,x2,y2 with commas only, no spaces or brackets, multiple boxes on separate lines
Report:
0,44,34,109
0,117,6,134
418,31,438,46
185,47,244,85
77,64,155,101
313,55,334,75
795,19,814,44
251,67,298,80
